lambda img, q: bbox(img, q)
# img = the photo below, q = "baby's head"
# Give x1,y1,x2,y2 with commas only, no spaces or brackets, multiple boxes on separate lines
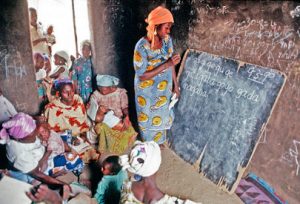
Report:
101,156,121,175
47,25,54,35
36,122,51,142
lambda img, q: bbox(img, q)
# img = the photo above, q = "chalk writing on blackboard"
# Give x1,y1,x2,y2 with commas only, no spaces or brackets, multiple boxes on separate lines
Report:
169,49,285,193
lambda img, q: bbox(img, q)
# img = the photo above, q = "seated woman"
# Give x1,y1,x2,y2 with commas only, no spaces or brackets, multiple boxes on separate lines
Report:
119,141,201,204
44,79,98,163
0,112,67,186
88,74,137,155
44,79,89,139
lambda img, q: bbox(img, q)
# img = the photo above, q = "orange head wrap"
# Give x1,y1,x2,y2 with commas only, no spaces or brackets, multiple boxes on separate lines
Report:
145,6,174,48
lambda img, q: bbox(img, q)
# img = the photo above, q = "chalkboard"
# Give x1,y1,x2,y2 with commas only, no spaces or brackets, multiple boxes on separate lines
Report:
169,49,286,193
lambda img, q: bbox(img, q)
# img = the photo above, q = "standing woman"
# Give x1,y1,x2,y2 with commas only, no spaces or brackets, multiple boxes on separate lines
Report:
72,40,93,104
133,6,181,145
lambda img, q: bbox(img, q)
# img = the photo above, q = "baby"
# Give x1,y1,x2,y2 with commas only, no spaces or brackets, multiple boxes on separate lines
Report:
46,25,56,56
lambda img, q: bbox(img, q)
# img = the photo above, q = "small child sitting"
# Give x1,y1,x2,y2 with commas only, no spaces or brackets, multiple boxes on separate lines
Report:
36,122,84,177
37,122,70,157
94,155,128,204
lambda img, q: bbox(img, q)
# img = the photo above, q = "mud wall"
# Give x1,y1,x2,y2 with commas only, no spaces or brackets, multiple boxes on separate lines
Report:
0,0,39,114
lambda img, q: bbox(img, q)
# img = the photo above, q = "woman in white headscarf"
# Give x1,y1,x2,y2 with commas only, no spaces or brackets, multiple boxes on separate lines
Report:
119,141,201,204
88,74,137,155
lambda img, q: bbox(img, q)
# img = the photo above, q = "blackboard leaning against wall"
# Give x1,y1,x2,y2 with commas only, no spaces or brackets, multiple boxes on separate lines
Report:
169,49,286,193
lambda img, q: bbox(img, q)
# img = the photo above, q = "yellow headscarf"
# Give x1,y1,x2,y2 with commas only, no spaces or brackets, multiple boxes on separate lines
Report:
145,6,174,48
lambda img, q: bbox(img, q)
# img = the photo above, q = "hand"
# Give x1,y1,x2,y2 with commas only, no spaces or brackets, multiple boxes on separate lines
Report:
173,85,181,98
99,105,109,114
123,116,131,130
26,184,62,204
38,160,48,172
40,38,47,43
168,54,181,66
86,102,91,110
70,55,75,62
79,133,88,143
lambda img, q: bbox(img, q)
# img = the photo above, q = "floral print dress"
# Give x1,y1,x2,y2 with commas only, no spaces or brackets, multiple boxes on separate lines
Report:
72,57,93,104
133,35,174,144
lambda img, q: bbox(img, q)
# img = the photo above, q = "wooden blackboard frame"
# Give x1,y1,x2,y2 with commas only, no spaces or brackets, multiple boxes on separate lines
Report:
171,49,286,193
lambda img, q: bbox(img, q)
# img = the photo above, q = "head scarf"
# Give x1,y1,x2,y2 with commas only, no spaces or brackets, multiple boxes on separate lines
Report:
54,50,69,65
96,75,119,87
145,6,174,48
81,40,91,50
119,141,161,177
53,78,73,90
0,113,36,143
33,52,44,62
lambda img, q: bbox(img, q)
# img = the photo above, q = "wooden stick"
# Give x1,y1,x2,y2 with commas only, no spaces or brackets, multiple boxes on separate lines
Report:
71,0,79,57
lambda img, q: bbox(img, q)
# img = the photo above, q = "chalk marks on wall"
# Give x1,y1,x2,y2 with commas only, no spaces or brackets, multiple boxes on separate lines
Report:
290,6,300,18
188,4,300,74
0,45,27,80
280,139,300,176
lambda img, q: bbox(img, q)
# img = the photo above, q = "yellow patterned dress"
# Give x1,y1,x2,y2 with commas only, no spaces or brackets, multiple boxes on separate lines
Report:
133,35,174,144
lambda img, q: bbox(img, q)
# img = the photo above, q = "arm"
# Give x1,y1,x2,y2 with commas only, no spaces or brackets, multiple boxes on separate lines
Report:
49,67,65,79
32,38,47,46
94,181,107,204
29,168,66,186
26,184,62,204
38,150,52,172
94,106,109,123
171,61,181,98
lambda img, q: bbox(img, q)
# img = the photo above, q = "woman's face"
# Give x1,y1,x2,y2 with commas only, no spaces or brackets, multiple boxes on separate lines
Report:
30,10,37,26
60,84,75,105
37,125,50,141
35,55,45,70
82,45,91,59
157,23,172,39
98,86,111,95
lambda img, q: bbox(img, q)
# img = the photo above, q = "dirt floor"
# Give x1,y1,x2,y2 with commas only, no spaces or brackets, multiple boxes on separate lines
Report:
157,147,242,204
67,147,242,203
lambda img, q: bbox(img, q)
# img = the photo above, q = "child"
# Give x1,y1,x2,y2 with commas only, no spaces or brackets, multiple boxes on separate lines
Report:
72,40,93,104
34,53,47,101
36,122,84,177
94,156,128,204
37,122,70,158
46,25,56,57
0,88,17,124
50,50,70,80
